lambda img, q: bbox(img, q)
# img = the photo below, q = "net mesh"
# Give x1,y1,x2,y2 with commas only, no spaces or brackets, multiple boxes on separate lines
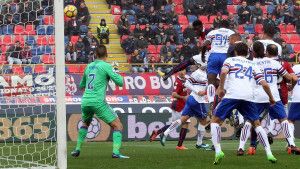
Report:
0,0,57,168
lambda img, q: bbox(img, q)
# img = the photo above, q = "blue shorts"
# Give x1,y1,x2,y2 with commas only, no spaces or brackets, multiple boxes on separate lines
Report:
207,53,227,75
256,101,286,120
288,103,300,121
181,96,207,119
214,98,259,122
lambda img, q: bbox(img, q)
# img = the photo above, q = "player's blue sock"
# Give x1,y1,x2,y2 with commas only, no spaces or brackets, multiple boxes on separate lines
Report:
158,125,170,134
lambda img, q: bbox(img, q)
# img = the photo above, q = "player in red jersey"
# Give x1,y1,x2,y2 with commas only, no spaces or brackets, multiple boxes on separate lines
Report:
150,70,190,150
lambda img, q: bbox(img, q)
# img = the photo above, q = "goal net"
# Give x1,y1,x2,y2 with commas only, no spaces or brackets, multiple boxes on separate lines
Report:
0,0,66,168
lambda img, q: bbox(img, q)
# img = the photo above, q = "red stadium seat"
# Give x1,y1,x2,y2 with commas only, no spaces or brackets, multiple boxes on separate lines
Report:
48,35,55,45
0,45,7,54
227,5,236,14
238,25,245,34
12,66,24,74
37,36,48,45
25,24,36,35
129,25,135,32
114,15,121,24
261,6,267,14
280,34,289,42
278,24,287,34
68,65,80,73
286,24,296,33
43,15,54,25
70,36,79,44
181,24,188,32
173,0,183,4
232,0,240,5
111,5,122,15
178,15,188,25
289,35,300,44
209,16,216,24
174,5,184,14
3,35,13,45
14,25,25,35
121,35,128,43
156,45,163,53
0,54,7,62
199,16,209,24
294,44,300,53
34,65,46,73
140,25,146,30
14,35,25,45
147,45,157,54
255,24,263,33
41,55,55,64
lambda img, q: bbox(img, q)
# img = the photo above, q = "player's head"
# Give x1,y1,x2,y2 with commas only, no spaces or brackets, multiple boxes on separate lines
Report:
234,42,248,57
266,44,278,57
95,44,108,60
252,41,265,58
263,24,276,39
220,19,230,29
192,20,203,35
178,69,186,78
229,33,242,45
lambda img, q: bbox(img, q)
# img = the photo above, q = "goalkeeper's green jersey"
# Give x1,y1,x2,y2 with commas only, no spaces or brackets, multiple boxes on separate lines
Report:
80,60,123,106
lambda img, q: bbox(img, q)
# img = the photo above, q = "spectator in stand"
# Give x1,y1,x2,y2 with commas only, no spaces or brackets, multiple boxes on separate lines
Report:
189,0,205,15
65,42,77,63
281,40,294,60
117,14,130,35
20,43,32,64
148,6,160,24
135,35,148,50
160,41,173,57
157,55,172,74
263,13,277,27
157,5,167,23
165,24,178,44
137,4,149,24
142,0,153,11
227,13,238,30
121,0,135,15
83,31,99,54
153,0,167,10
19,0,42,26
274,0,286,5
75,37,86,61
87,41,98,63
97,19,110,44
66,17,81,36
106,0,121,8
4,14,18,25
6,41,22,66
0,14,3,26
294,4,300,19
155,23,167,44
144,23,156,44
295,15,300,34
180,39,193,59
274,4,285,24
131,49,145,73
204,0,217,15
183,24,197,44
238,1,252,24
215,0,228,14
121,34,136,54
133,23,144,38
252,2,263,26
283,3,294,24
77,1,91,26
213,12,223,29
166,6,179,24
173,46,182,63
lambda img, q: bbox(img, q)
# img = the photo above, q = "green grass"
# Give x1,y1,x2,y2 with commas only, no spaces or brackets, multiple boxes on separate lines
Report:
68,140,300,169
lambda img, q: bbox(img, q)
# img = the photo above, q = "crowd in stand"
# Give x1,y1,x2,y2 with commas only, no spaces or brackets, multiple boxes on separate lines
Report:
113,0,300,73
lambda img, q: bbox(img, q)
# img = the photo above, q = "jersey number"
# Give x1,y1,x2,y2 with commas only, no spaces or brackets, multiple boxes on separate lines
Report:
263,68,273,83
88,74,96,90
214,34,228,46
234,64,252,80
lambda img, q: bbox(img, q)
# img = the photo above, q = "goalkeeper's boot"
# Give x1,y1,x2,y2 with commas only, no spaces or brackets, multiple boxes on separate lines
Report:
247,146,256,155
213,151,225,165
150,130,158,142
236,148,245,156
159,133,166,146
287,146,300,155
267,154,277,163
196,143,210,149
112,153,130,159
71,150,80,157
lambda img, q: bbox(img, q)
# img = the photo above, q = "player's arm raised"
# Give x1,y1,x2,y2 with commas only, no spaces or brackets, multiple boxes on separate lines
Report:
105,63,124,87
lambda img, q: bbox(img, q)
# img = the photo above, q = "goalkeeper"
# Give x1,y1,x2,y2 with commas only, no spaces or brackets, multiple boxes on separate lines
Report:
71,45,129,159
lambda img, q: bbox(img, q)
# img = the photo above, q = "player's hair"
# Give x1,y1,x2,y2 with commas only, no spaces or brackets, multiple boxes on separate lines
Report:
230,33,242,41
263,24,276,38
220,19,230,28
192,20,203,28
234,42,248,56
96,44,108,58
266,44,278,56
252,41,265,58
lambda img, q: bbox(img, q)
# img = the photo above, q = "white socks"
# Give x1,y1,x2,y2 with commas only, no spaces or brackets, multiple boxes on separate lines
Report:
238,121,252,150
290,123,295,142
255,126,272,156
196,124,205,145
164,119,182,136
281,120,295,147
211,123,222,154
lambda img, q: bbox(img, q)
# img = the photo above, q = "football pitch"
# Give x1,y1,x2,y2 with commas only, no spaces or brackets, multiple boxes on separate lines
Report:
68,139,300,169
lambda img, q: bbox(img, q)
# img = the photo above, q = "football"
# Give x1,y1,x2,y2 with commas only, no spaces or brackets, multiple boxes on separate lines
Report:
77,118,101,139
64,5,78,18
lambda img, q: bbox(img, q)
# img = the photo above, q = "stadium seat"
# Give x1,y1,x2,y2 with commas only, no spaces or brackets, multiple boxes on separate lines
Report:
267,5,275,14
157,45,163,53
41,54,55,64
174,5,184,14
43,15,54,25
254,24,263,34
14,35,25,44
294,44,300,53
80,25,88,35
140,25,146,29
0,45,7,54
121,35,128,43
278,24,287,34
165,4,172,13
147,45,157,54
70,36,79,44
232,0,240,4
14,25,25,35
127,15,136,24
13,14,20,23
31,47,41,56
3,35,13,45
238,25,245,34
261,6,267,14
111,5,122,15
25,24,36,35
34,65,46,73
173,0,183,4
178,15,188,25
199,16,209,24
37,36,48,45
64,36,69,45
26,36,36,46
244,24,255,34
39,45,52,54
181,24,188,32
227,5,236,14
37,25,47,35
12,66,24,74
209,16,216,24
289,35,300,44
2,66,12,74
174,24,182,34
114,15,121,24
2,25,14,35
280,34,289,42
48,35,55,45
31,56,41,64
46,26,54,35
68,65,80,73
23,66,33,74
129,25,135,32
286,25,296,34
0,54,7,62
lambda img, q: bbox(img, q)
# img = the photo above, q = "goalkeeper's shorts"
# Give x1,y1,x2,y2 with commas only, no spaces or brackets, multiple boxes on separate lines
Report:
81,103,118,124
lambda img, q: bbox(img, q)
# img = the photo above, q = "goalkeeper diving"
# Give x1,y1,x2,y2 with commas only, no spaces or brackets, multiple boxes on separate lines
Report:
71,45,129,159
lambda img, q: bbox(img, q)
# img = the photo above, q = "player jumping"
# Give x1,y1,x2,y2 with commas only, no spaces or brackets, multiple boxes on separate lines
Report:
159,62,210,148
211,42,277,165
71,45,129,159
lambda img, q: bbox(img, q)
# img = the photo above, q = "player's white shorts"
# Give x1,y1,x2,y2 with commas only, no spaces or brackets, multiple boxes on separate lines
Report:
168,110,191,123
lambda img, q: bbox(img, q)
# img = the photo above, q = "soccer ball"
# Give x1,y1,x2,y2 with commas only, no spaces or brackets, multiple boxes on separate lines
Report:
77,118,101,139
64,5,78,18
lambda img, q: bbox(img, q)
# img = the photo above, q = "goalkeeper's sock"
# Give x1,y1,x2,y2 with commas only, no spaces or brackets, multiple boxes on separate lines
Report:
75,126,88,151
157,125,170,134
113,130,122,155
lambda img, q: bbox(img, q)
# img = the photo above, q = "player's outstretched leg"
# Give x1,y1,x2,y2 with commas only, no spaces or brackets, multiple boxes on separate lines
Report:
110,118,129,159
160,119,182,146
281,120,300,155
71,125,88,157
255,126,277,163
150,125,170,142
196,123,209,149
211,123,224,165
162,59,193,81
237,121,252,156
